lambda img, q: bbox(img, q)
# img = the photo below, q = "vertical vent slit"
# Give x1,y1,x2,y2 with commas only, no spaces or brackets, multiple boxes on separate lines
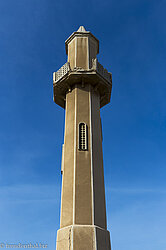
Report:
79,123,88,151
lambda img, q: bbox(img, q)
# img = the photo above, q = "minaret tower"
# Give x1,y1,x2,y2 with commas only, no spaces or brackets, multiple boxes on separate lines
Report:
53,26,112,250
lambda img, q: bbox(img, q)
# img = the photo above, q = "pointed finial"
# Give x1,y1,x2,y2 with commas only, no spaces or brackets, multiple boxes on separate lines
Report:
77,26,86,32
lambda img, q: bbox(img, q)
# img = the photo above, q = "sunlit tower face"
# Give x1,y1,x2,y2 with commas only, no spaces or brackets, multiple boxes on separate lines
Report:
53,26,112,250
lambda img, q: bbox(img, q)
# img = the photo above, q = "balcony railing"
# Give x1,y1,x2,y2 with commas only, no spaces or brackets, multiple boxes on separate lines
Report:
92,58,111,83
53,59,111,83
53,62,70,83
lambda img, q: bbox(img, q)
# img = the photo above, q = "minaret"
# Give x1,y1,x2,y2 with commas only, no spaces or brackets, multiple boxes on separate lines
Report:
53,26,112,250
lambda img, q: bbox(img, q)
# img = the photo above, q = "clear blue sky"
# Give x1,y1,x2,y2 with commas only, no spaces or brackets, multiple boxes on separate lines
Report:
0,0,166,249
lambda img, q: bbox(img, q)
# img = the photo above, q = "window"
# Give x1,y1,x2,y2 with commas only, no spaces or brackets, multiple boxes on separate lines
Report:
79,123,88,151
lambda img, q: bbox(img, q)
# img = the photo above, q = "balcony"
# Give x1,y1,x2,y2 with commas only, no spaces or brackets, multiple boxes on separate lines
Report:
53,62,70,83
53,59,111,84
92,58,112,83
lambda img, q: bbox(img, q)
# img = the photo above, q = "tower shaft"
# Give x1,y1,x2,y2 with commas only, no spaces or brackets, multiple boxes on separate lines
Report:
56,83,111,249
61,83,106,228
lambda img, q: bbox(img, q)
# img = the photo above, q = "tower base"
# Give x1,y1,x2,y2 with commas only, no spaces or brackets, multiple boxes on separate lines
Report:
56,225,111,250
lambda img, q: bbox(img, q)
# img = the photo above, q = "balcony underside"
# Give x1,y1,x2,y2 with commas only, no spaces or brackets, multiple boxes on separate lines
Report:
53,71,112,109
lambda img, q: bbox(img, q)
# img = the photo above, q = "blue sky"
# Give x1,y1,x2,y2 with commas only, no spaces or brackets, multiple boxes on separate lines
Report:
0,0,166,249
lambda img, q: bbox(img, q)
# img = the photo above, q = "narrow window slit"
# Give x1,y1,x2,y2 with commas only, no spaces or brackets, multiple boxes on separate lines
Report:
79,123,88,151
